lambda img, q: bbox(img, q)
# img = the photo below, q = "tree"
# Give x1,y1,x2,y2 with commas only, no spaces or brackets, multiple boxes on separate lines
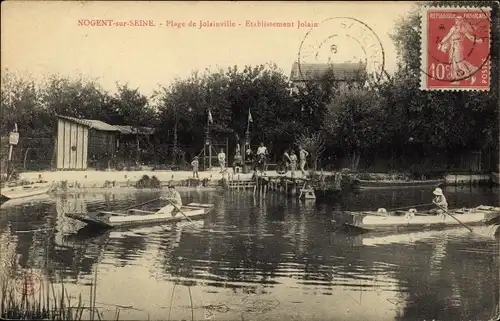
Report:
295,130,326,170
107,84,157,127
153,64,299,163
0,70,49,137
323,87,387,170
39,74,113,122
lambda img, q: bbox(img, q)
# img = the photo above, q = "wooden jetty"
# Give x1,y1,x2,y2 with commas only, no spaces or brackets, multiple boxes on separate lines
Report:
226,172,316,200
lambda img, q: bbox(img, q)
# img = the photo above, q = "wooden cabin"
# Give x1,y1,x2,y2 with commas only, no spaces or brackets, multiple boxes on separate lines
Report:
56,115,119,170
56,115,156,170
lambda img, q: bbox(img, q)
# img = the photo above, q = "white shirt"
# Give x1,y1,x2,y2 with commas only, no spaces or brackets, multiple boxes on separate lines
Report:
218,152,226,162
299,149,309,160
257,146,267,155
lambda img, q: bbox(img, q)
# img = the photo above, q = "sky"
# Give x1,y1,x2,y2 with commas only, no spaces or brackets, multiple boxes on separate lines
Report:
2,1,417,97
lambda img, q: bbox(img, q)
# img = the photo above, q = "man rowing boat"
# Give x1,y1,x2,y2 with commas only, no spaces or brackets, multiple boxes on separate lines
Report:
159,184,182,216
430,187,448,215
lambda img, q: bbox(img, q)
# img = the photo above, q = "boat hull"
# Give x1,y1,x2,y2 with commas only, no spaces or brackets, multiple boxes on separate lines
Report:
65,203,214,229
0,182,52,200
344,206,500,233
355,179,444,190
493,172,499,185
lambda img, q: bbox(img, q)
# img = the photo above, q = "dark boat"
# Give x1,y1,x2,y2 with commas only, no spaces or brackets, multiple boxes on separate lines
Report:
354,178,444,190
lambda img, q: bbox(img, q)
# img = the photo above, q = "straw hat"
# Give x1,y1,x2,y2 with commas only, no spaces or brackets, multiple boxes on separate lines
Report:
433,188,443,196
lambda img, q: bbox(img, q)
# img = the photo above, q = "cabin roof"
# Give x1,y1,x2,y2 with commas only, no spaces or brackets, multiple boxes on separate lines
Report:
57,115,119,132
114,125,155,135
289,61,367,82
57,115,155,134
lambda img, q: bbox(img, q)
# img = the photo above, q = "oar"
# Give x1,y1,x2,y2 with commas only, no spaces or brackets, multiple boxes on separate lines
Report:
387,203,434,212
165,198,193,223
439,206,473,232
123,197,160,211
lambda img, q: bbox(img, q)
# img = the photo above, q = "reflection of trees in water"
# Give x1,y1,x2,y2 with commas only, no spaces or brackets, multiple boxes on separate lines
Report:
386,239,499,321
107,235,148,267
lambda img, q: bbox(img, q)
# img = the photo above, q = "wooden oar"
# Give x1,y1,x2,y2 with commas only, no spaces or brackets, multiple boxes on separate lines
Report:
387,203,434,212
439,206,473,232
123,197,160,211
165,198,193,223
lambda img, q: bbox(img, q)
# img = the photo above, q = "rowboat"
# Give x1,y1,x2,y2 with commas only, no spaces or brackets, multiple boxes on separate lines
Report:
354,178,444,190
65,202,214,229
0,182,53,201
0,193,52,209
344,205,500,233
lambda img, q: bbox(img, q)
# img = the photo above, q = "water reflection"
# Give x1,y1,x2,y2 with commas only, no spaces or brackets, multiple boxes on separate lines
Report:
0,187,498,320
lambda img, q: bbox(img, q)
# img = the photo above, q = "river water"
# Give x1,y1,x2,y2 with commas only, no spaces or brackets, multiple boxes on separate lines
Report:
0,186,498,321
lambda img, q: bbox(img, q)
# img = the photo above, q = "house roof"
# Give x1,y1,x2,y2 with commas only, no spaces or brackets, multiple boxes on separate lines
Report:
114,125,155,135
289,61,367,82
57,115,155,134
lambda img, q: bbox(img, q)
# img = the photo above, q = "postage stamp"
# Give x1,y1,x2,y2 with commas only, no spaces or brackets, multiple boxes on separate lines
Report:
420,6,492,91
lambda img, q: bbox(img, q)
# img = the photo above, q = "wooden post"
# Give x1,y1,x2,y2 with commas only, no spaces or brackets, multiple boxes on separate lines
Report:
238,174,241,193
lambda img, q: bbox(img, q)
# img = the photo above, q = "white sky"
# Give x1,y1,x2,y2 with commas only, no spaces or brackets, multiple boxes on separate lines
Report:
2,1,417,97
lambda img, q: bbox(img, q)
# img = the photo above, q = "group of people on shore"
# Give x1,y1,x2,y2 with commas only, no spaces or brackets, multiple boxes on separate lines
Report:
188,142,310,177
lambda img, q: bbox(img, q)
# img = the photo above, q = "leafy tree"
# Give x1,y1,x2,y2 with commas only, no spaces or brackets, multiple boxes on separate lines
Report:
0,70,49,137
295,130,326,170
323,87,387,170
153,64,298,163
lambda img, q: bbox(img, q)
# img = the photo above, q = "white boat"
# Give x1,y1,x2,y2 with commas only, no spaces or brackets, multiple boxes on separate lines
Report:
0,193,52,208
65,202,214,229
0,181,53,201
344,205,500,233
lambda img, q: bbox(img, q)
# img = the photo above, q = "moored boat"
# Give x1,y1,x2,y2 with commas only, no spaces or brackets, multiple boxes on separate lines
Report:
65,202,214,229
492,171,499,185
344,205,500,233
354,178,444,190
0,181,53,201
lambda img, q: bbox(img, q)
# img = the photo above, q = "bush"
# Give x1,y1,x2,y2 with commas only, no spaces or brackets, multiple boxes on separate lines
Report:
135,175,161,189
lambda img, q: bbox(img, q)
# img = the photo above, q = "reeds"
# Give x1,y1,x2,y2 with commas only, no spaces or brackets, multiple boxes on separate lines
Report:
0,267,119,320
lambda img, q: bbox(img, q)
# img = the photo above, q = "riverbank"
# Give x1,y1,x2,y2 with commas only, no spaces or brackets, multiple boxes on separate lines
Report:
5,169,496,191
13,168,311,190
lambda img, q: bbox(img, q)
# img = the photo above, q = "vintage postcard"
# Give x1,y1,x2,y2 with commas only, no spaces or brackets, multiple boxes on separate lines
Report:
1,1,499,321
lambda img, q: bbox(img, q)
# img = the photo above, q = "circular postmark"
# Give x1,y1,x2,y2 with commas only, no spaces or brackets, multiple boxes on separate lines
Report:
422,7,492,85
15,270,41,296
297,17,386,86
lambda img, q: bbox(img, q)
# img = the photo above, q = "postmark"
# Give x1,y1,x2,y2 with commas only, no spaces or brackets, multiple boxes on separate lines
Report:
14,270,41,296
420,6,491,91
297,17,386,86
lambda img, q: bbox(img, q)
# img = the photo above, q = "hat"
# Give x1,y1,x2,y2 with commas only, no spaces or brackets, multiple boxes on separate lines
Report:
433,188,443,196
194,156,198,159
168,184,175,188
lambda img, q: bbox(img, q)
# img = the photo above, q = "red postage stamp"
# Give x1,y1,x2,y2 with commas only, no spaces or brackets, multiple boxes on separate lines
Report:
420,7,491,91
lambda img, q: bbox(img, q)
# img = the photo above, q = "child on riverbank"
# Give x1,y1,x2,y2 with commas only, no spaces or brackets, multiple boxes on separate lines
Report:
191,156,199,178
218,149,226,173
299,146,309,176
